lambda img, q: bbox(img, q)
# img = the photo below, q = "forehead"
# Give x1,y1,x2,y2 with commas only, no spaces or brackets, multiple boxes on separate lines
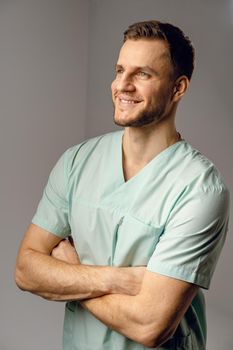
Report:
117,39,171,70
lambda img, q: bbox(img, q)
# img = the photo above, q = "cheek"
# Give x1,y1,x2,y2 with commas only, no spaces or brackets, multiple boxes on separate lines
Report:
143,88,156,104
111,80,117,93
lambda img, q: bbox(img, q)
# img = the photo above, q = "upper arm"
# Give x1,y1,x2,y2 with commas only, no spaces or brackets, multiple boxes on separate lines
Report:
148,183,230,289
18,223,62,257
31,149,72,238
16,149,72,282
135,181,229,347
135,270,198,347
15,223,63,287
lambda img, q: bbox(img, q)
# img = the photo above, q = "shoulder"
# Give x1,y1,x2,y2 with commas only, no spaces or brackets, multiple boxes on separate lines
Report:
165,141,230,223
61,130,122,173
174,141,229,195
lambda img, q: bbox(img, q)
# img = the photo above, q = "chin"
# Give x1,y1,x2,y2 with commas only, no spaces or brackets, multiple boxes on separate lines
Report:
114,111,140,127
114,116,136,127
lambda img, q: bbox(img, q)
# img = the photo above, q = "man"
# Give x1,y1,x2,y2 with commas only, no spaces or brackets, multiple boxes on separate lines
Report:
15,20,229,349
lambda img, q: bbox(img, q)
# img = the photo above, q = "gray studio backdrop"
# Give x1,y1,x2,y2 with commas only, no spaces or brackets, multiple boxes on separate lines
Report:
1,1,232,349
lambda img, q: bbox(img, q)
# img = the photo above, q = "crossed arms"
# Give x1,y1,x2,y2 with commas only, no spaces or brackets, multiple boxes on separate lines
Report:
15,223,198,348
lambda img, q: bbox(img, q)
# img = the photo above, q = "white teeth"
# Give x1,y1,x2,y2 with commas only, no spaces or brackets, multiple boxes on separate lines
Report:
120,99,138,104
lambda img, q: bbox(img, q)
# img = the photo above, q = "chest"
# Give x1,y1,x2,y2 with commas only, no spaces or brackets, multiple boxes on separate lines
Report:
68,164,181,267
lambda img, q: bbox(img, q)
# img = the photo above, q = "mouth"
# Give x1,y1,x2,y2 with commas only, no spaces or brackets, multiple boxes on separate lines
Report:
120,99,140,104
117,96,143,106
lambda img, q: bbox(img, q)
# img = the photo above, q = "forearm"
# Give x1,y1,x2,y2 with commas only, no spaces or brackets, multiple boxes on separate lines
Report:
81,272,198,348
15,249,139,301
81,294,136,333
81,294,153,346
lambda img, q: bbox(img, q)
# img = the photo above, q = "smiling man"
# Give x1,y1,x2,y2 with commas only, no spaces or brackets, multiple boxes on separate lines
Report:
15,21,229,350
113,39,177,128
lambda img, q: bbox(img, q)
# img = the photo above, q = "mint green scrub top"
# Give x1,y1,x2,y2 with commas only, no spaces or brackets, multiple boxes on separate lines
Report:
32,130,229,350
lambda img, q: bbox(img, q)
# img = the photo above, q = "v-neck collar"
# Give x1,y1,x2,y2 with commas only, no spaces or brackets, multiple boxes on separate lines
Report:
117,129,185,185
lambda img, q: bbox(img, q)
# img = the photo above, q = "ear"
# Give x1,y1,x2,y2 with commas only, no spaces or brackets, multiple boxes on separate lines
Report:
172,75,189,102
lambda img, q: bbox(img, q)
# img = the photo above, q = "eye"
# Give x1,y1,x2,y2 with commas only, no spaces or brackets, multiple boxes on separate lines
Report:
115,68,124,75
136,71,150,78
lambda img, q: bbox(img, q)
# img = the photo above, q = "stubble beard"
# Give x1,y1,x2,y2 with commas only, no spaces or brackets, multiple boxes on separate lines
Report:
113,103,166,128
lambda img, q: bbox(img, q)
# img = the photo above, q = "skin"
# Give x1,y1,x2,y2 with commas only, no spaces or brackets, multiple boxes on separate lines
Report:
15,39,197,348
15,224,145,301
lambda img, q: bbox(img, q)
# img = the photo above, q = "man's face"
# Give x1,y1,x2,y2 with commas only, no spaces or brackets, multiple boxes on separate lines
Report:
111,39,176,127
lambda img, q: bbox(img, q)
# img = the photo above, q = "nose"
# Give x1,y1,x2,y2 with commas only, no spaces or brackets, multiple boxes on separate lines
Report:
115,73,135,92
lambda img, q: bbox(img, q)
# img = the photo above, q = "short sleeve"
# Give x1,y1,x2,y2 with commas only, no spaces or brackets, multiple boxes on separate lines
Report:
147,181,230,289
32,149,71,238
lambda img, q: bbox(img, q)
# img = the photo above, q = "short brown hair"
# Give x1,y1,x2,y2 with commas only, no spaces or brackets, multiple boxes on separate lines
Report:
124,20,195,80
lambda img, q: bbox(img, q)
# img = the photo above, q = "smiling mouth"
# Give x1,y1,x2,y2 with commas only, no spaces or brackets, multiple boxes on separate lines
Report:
120,99,139,104
118,97,142,105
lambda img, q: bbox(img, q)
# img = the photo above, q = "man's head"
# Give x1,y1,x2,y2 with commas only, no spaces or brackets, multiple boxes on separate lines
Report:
112,20,195,128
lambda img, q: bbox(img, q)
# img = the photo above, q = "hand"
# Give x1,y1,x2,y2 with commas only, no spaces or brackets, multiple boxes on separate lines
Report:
51,238,80,264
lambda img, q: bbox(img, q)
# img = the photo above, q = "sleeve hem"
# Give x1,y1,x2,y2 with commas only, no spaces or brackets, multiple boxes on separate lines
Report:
146,262,210,289
31,217,71,239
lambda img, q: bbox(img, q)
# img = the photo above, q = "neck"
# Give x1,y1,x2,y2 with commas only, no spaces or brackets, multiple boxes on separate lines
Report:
122,118,181,180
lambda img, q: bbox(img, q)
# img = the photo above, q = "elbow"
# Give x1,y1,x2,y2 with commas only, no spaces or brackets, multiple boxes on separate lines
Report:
14,254,35,293
136,323,175,348
15,257,57,301
15,247,39,293
140,333,173,349
15,263,29,291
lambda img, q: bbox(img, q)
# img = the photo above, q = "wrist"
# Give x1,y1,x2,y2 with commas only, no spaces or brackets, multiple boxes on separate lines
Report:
109,266,145,295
